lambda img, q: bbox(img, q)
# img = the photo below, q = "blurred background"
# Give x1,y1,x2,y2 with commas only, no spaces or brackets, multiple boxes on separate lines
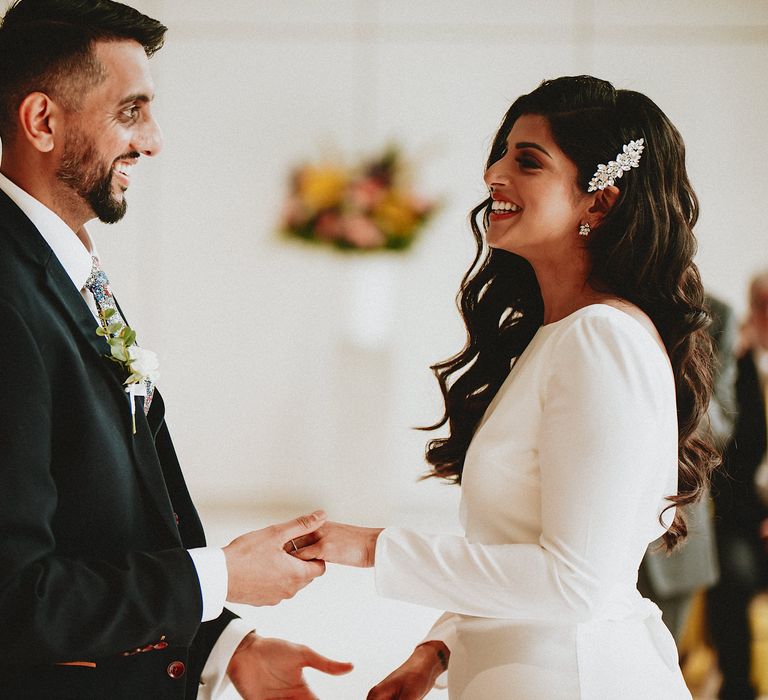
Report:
79,1,767,696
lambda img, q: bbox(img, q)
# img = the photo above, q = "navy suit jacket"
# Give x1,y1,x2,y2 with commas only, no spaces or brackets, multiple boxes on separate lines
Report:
0,190,235,699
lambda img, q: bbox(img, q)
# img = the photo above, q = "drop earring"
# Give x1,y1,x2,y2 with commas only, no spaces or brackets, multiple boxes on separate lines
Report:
578,223,591,237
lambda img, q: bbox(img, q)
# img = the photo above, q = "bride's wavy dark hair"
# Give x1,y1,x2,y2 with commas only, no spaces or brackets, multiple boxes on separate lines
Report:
424,75,718,551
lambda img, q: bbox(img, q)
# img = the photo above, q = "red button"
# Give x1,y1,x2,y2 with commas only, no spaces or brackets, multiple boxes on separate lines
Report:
167,661,186,679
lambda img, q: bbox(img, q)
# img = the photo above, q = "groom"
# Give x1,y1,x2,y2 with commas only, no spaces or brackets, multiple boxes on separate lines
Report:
0,1,350,698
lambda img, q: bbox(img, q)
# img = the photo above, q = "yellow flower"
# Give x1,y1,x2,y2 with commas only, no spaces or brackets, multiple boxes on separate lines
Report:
298,165,347,211
374,191,418,237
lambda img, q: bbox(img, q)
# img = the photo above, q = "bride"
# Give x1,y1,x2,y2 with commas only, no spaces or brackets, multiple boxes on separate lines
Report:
294,75,716,699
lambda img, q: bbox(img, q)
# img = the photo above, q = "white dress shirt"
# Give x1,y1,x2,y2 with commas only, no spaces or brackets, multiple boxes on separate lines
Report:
0,172,251,698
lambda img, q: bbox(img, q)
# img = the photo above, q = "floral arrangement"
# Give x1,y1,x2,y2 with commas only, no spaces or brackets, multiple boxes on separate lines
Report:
279,146,437,251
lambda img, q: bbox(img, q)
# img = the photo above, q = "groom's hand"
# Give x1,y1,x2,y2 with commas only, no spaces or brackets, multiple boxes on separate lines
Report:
227,632,353,700
223,510,327,606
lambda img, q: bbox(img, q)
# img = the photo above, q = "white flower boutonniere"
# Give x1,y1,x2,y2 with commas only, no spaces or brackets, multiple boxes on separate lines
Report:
125,345,161,385
96,308,160,434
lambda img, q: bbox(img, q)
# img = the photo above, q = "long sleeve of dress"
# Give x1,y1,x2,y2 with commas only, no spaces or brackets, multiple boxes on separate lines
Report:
375,312,678,623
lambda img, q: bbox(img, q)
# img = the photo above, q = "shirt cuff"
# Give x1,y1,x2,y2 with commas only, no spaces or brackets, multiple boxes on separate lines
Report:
197,618,255,700
188,547,228,622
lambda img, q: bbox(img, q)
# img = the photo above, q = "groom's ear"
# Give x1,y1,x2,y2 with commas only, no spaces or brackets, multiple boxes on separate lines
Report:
17,92,59,153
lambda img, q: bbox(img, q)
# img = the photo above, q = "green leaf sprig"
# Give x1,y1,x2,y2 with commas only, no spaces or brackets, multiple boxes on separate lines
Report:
96,308,139,379
95,308,152,434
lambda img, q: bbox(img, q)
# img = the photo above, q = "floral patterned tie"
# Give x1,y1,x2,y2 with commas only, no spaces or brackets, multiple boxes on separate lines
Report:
84,256,154,414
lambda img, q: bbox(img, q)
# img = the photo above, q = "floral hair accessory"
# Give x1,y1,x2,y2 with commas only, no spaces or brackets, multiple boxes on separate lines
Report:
587,138,645,192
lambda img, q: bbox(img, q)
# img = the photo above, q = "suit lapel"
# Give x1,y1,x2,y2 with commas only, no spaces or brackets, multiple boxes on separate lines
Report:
0,189,111,365
46,248,180,541
130,390,181,540
1,191,181,542
44,254,115,358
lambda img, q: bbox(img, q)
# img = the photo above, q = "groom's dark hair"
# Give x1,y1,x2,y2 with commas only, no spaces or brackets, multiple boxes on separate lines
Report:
0,0,167,141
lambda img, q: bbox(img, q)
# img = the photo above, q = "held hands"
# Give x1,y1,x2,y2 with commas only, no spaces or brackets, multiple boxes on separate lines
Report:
223,510,328,606
290,521,383,568
224,514,441,699
367,642,449,700
227,632,353,700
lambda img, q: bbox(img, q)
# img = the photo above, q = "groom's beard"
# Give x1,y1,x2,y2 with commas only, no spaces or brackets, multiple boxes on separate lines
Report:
57,132,133,224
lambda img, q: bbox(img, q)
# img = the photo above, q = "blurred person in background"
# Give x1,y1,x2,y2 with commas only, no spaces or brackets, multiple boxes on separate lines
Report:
638,294,738,644
708,271,768,700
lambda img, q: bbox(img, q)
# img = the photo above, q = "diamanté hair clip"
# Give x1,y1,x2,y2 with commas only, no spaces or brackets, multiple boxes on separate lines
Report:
587,138,645,192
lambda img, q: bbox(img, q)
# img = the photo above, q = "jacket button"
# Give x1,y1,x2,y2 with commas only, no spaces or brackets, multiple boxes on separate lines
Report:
166,661,186,679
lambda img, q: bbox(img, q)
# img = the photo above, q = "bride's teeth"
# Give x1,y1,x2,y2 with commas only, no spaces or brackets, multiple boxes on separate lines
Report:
491,201,520,212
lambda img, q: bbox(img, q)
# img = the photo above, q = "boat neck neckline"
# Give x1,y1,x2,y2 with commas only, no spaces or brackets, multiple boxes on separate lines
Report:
537,303,668,359
540,303,635,329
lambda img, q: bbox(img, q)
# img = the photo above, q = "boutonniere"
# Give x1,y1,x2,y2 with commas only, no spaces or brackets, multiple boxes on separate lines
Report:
96,308,160,434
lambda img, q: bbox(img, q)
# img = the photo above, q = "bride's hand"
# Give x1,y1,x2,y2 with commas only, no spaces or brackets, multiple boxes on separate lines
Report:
367,642,449,700
288,521,383,568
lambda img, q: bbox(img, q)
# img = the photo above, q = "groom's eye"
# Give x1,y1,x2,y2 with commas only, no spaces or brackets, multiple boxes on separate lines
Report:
118,104,140,123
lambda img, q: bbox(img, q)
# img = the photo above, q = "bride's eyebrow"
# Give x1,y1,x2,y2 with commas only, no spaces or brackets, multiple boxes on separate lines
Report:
514,142,553,159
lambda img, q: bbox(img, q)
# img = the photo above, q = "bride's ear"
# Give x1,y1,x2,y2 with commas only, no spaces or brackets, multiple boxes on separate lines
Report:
587,185,620,228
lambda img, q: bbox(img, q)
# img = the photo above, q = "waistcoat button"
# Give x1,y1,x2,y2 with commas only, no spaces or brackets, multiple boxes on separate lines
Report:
167,661,186,679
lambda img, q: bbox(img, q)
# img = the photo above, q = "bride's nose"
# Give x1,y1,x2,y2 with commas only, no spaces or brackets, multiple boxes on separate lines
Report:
484,161,509,189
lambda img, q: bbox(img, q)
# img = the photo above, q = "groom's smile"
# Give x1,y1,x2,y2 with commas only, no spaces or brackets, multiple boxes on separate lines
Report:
112,158,136,190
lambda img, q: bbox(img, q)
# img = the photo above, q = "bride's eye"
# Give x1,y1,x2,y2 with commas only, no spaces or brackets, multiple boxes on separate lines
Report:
516,155,542,170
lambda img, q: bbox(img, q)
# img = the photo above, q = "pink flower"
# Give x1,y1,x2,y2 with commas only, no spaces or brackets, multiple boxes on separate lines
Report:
407,194,435,217
315,211,344,242
280,196,307,228
341,215,386,249
348,177,386,211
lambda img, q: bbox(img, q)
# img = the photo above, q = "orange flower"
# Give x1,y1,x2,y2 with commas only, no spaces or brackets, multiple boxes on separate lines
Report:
374,191,419,238
298,165,347,211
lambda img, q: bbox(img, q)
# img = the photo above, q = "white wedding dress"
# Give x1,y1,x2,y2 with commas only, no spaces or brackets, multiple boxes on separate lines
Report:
375,305,691,699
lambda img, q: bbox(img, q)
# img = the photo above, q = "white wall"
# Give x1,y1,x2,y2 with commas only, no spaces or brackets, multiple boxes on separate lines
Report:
84,1,768,526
